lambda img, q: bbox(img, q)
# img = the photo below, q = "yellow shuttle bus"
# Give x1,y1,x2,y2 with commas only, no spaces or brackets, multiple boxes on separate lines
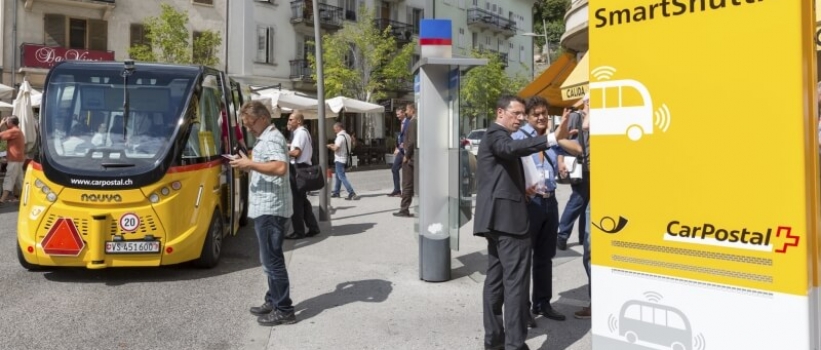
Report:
17,61,248,269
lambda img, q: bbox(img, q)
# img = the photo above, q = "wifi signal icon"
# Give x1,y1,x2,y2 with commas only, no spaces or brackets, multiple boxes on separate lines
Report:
693,333,707,350
644,291,664,303
607,314,619,334
654,104,671,133
592,66,617,80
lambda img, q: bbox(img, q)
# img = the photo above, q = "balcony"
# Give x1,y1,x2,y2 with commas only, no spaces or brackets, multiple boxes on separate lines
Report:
374,18,417,45
290,0,344,35
289,59,314,82
467,8,516,38
25,0,116,19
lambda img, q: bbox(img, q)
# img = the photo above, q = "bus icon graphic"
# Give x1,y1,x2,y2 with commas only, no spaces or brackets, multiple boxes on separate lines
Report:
619,300,693,350
589,79,667,141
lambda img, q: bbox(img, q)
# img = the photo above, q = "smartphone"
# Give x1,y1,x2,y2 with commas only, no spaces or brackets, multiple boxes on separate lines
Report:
222,154,238,160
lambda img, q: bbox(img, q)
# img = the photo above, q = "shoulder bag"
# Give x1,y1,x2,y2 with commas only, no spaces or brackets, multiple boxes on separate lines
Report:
294,132,325,192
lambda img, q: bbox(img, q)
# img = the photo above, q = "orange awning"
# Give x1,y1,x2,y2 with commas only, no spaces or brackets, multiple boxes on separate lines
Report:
518,52,578,114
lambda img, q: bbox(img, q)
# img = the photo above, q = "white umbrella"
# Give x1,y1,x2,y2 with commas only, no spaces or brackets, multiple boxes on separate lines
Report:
0,84,14,101
0,101,14,110
251,87,337,119
12,81,37,155
326,96,385,114
30,88,42,108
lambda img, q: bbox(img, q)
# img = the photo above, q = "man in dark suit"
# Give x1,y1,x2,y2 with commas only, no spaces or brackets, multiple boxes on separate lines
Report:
393,103,417,217
475,95,570,350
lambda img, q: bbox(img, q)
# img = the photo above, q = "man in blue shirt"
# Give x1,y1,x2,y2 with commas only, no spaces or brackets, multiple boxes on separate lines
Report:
512,96,566,324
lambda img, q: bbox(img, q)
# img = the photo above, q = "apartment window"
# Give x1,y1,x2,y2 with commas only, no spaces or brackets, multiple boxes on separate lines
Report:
472,0,478,6
192,0,214,5
44,14,107,50
520,45,525,62
485,2,490,10
256,26,275,64
497,38,503,51
485,36,491,46
130,23,150,49
411,8,423,33
472,32,478,49
345,0,357,20
498,6,503,15
491,4,496,12
458,28,465,48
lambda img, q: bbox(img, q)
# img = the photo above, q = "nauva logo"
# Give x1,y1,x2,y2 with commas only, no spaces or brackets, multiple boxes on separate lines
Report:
81,194,123,203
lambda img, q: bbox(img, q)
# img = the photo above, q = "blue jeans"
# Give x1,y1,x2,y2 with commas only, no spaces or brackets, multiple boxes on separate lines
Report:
558,172,590,244
333,161,355,195
253,215,294,313
583,203,591,297
391,152,404,193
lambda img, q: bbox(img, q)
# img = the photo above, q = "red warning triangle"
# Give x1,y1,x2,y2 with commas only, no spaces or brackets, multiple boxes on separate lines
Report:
41,218,85,256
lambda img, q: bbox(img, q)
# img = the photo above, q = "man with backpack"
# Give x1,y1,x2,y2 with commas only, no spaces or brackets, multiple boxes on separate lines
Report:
326,122,359,200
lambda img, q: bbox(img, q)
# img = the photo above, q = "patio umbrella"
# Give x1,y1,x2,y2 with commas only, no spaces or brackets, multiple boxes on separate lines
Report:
325,96,385,114
251,87,337,119
0,101,14,110
30,88,42,108
12,81,37,155
0,84,14,101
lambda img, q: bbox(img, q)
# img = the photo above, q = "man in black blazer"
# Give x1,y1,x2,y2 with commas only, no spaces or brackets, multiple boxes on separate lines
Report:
474,95,570,350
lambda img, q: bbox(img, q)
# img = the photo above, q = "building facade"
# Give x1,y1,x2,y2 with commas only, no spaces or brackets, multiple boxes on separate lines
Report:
433,0,535,79
1,0,227,89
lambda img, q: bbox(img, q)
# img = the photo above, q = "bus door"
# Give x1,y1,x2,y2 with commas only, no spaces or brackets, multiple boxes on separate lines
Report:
225,77,246,232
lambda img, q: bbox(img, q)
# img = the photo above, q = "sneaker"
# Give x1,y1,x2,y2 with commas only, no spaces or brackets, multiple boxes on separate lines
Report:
258,309,297,326
330,193,340,198
249,302,273,316
574,307,591,319
345,193,360,200
557,237,568,251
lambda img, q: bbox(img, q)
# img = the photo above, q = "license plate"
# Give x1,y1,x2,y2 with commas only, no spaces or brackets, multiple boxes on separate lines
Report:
105,241,161,254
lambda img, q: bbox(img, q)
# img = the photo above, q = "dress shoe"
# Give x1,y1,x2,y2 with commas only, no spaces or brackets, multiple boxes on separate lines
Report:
249,302,273,316
305,230,320,237
484,344,504,350
392,211,413,217
557,237,568,251
284,233,306,240
533,304,566,321
258,309,297,326
387,192,401,197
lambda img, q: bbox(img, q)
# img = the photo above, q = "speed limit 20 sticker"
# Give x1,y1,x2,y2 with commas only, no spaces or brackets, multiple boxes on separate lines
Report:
119,213,141,232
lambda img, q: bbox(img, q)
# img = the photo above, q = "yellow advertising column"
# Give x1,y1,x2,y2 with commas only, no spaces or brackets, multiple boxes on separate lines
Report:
589,1,819,349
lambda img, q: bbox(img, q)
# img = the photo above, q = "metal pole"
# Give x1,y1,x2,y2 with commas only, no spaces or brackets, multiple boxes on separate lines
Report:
543,19,549,66
312,0,329,221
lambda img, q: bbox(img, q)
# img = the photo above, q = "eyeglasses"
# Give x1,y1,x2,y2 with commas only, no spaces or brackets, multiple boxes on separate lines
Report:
504,109,526,117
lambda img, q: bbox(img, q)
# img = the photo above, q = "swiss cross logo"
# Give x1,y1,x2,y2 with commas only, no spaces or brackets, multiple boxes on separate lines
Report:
774,226,800,254
41,218,85,256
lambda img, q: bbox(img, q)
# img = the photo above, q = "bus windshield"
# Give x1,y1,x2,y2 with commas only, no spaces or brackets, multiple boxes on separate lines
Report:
42,65,197,173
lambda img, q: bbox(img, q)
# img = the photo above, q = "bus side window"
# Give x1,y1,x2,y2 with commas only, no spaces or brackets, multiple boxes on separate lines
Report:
604,87,619,109
641,305,654,323
588,88,603,109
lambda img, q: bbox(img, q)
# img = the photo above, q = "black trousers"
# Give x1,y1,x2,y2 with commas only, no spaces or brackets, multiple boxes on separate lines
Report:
483,231,532,350
399,159,414,212
289,163,319,236
528,196,559,310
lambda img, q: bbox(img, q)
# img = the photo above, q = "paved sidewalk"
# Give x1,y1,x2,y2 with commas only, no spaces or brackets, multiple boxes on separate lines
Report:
260,168,592,350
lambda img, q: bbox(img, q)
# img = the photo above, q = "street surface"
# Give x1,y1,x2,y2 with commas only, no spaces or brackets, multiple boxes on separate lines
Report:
0,168,592,350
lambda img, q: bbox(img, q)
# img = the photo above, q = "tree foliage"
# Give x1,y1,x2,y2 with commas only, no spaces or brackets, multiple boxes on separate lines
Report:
309,9,414,102
128,3,222,67
533,0,570,48
460,51,529,122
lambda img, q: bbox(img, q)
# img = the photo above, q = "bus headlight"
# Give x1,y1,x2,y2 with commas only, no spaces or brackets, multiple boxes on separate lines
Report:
34,179,44,189
41,186,51,194
46,193,57,202
170,181,182,191
149,193,160,203
160,187,170,196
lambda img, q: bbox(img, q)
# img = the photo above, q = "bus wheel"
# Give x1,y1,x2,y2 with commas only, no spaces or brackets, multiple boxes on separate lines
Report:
627,125,643,141
17,243,43,271
624,331,638,344
195,210,224,268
